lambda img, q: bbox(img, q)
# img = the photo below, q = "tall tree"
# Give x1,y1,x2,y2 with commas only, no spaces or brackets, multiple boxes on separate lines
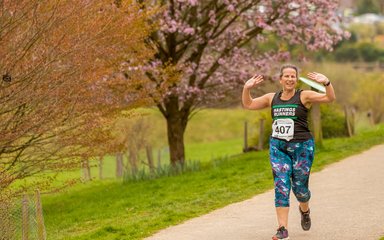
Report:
130,0,348,166
0,0,153,198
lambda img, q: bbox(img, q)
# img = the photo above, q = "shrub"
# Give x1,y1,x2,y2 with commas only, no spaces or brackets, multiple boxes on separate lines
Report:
358,42,381,62
334,45,360,62
320,104,348,138
333,42,384,63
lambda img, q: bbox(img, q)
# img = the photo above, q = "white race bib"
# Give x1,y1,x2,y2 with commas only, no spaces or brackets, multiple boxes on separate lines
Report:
272,118,294,141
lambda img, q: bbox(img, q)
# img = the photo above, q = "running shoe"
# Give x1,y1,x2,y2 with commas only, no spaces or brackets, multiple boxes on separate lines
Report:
272,226,289,240
299,207,311,231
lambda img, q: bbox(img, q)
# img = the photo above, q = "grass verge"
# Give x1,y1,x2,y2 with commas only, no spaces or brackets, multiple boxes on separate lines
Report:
42,124,384,240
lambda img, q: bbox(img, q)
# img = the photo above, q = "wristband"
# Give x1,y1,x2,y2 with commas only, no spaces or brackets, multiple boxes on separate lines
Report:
323,80,331,86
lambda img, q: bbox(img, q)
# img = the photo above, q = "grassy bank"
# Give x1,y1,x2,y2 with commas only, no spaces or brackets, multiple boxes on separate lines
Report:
42,124,384,240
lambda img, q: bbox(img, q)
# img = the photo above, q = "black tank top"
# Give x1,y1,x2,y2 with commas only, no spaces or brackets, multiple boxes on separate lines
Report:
271,89,312,142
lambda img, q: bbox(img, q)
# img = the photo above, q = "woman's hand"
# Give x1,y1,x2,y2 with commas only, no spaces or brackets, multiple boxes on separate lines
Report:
302,71,335,104
244,74,264,90
307,72,329,85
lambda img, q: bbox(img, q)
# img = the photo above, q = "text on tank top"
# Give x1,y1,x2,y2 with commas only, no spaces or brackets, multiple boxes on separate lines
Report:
270,89,312,142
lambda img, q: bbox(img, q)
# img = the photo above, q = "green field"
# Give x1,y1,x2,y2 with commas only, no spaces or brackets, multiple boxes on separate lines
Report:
42,122,384,240
141,107,263,143
48,108,265,182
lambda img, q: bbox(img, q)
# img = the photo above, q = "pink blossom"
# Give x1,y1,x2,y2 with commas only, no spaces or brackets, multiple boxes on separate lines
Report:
227,4,235,12
188,0,198,6
183,27,195,35
168,20,178,33
217,58,225,65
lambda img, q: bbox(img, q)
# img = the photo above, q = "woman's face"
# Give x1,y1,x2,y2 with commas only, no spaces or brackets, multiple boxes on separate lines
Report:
279,67,297,91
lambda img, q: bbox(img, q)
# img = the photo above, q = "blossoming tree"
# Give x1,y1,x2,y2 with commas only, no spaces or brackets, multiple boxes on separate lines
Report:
132,0,349,166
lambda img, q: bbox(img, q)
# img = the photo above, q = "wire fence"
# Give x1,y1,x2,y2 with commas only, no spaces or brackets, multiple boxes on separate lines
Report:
0,190,46,240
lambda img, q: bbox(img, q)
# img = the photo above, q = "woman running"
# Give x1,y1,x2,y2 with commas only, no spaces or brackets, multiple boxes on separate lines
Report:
242,64,336,240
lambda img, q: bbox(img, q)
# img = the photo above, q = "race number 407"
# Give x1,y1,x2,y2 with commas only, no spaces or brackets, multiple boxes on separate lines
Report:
274,125,291,134
272,119,294,141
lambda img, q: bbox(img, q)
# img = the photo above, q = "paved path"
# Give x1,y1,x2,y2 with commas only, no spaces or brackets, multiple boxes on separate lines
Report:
146,145,384,240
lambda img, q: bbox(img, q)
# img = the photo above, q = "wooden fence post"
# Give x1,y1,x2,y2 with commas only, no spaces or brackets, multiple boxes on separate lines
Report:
350,107,356,135
146,145,155,176
35,190,46,240
243,121,248,152
157,149,162,172
344,106,354,137
258,118,265,150
98,156,103,180
22,195,29,240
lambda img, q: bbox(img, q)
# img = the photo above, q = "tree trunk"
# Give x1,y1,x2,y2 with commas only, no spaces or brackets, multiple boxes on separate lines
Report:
116,152,124,178
82,159,91,181
128,148,138,176
165,111,188,167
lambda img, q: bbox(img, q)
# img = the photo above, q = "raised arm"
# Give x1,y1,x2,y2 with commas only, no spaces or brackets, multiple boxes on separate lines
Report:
302,72,336,105
242,74,274,110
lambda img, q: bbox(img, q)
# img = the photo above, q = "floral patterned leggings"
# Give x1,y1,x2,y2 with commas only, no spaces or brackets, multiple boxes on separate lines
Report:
269,137,315,207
